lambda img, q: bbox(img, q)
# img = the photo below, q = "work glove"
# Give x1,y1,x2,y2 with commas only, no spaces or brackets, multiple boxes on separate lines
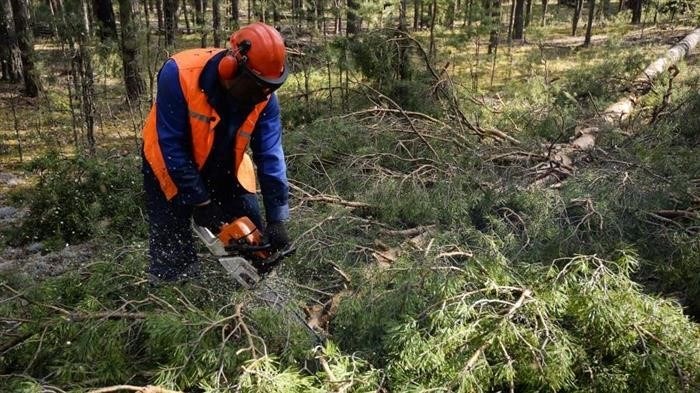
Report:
264,221,290,252
192,202,226,234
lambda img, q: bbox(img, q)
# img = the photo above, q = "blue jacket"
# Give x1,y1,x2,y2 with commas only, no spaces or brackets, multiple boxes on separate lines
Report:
153,51,289,222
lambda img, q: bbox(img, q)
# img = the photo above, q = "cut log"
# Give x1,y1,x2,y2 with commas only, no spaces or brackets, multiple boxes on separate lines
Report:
533,28,700,187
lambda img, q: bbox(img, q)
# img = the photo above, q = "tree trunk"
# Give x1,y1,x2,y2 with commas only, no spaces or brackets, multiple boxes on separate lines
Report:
93,0,118,41
535,28,700,186
465,0,473,27
118,0,145,102
420,0,425,28
79,41,96,154
445,0,455,29
346,0,360,35
524,0,533,27
10,0,40,97
583,0,595,46
182,0,191,33
413,0,419,30
508,0,516,39
631,0,642,24
541,0,547,26
163,0,178,47
513,0,525,40
0,0,22,82
487,0,500,55
571,0,583,36
212,0,220,46
333,0,341,33
314,0,321,32
143,0,154,102
230,0,239,26
77,0,96,154
82,0,91,36
398,0,410,80
194,0,204,25
155,0,163,32
428,0,437,59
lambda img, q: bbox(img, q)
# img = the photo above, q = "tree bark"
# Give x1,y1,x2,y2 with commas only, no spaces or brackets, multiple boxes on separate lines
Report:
631,0,642,24
212,0,220,46
93,0,118,41
193,0,204,25
118,0,145,102
143,0,154,102
513,0,525,40
465,0,473,27
486,0,500,55
413,0,419,30
428,0,437,59
398,0,410,80
10,0,40,97
82,0,91,36
76,0,96,154
524,0,533,27
601,0,609,17
182,0,191,34
541,0,548,26
346,0,360,35
571,0,583,36
155,0,163,32
508,0,515,39
230,0,239,26
0,0,22,82
163,0,178,47
583,0,595,46
445,0,455,29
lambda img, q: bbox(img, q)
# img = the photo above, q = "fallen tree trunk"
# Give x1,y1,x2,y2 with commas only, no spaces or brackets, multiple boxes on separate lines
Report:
533,27,700,187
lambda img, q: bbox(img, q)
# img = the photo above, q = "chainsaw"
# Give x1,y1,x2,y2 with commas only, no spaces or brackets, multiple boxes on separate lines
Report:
192,216,295,288
193,217,325,345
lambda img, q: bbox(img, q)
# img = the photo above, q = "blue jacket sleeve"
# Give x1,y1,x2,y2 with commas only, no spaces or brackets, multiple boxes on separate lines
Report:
155,60,209,205
250,94,290,222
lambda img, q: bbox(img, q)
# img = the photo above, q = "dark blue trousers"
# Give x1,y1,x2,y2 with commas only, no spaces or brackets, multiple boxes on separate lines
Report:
143,166,262,281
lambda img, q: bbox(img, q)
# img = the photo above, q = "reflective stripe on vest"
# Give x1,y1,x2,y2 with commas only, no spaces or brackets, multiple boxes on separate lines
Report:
142,48,269,200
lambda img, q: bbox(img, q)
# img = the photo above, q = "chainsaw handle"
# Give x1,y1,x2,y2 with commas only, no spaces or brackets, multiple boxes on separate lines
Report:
253,245,297,274
225,242,272,253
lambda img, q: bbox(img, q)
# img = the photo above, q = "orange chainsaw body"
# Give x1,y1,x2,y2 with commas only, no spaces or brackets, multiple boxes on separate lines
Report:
217,216,269,260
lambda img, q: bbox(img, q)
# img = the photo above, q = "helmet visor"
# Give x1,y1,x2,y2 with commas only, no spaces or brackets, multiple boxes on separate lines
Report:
241,62,289,92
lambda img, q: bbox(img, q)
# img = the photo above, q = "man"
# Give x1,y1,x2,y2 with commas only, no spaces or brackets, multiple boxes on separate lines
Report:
141,22,291,282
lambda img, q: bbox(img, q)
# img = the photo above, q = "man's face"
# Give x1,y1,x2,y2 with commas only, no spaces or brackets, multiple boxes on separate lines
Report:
226,70,277,105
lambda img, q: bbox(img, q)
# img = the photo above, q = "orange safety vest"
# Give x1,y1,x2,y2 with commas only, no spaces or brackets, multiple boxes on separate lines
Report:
142,48,269,200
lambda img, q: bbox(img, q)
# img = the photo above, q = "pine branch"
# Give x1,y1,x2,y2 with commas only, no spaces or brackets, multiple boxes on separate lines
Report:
87,385,183,393
461,289,532,374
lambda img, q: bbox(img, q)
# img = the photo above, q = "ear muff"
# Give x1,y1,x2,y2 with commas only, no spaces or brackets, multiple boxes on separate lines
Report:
217,52,238,80
217,39,252,81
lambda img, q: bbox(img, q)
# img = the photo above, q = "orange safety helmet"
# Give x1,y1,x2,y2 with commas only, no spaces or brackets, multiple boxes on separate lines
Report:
218,22,289,87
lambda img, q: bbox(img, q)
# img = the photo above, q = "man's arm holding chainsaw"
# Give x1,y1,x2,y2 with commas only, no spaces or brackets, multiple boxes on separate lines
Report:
155,60,211,206
154,61,225,229
250,93,291,251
